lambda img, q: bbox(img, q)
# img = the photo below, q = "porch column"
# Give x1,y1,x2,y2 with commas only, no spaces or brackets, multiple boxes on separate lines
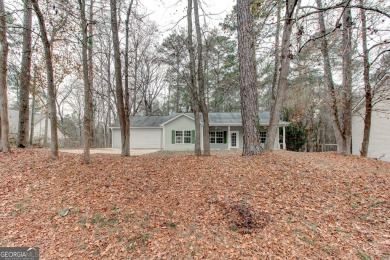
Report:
228,126,231,150
162,126,165,149
283,125,286,150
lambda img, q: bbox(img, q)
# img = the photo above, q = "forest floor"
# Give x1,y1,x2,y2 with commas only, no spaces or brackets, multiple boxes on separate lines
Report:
0,149,389,259
60,148,160,156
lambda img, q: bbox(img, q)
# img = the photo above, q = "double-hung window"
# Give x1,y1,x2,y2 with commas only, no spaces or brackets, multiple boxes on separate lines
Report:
175,130,192,144
175,131,183,143
183,131,191,143
259,131,267,143
210,131,224,144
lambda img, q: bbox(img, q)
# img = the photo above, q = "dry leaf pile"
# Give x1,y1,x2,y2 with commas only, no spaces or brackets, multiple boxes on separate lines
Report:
0,149,389,259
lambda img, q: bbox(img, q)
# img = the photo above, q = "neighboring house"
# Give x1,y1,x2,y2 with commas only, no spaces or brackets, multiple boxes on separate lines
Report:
110,112,289,151
8,109,67,145
352,79,390,161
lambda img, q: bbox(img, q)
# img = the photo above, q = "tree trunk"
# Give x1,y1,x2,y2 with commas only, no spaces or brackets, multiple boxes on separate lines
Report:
32,0,58,158
106,49,112,147
340,4,353,155
0,0,10,152
30,67,36,145
269,0,281,111
315,0,344,153
193,0,210,156
79,0,92,164
17,0,33,148
175,52,180,112
237,0,261,155
110,0,129,156
359,1,371,157
124,0,134,155
187,0,201,156
265,0,298,151
43,112,48,145
88,0,94,147
132,45,138,115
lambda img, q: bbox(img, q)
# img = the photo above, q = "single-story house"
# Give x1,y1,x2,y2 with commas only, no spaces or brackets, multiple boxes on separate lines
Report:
8,109,67,145
352,77,390,161
110,112,289,151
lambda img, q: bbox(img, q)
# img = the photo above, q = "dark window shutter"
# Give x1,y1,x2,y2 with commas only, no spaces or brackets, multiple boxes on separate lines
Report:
172,130,175,144
191,130,195,144
223,131,227,144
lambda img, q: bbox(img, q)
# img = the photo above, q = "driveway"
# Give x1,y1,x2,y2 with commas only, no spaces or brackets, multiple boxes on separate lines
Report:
60,148,160,156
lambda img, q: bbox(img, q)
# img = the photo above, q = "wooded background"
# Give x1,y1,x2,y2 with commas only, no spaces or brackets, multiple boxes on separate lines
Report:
0,0,389,160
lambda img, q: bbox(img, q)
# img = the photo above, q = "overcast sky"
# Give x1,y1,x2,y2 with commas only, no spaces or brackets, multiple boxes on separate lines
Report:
142,0,236,34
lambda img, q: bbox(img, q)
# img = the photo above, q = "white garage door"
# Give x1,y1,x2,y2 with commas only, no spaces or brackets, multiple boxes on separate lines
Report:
130,128,162,149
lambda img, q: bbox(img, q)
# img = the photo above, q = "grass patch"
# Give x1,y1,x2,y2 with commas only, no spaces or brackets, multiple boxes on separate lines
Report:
126,233,150,251
123,213,133,223
13,198,29,211
165,221,177,228
91,213,106,227
350,202,359,209
58,208,70,217
300,236,316,247
357,250,371,260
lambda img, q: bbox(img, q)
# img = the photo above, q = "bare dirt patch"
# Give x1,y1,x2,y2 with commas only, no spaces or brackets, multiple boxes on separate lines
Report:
0,149,389,259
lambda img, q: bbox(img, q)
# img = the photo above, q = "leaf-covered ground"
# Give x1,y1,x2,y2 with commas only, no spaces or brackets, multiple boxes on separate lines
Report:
0,149,389,259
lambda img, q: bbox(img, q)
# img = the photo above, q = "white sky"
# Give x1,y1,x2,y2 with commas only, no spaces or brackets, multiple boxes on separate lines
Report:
141,0,236,34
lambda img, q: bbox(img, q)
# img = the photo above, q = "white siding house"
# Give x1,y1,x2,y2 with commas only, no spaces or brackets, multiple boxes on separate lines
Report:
8,109,67,145
111,112,289,151
352,95,390,161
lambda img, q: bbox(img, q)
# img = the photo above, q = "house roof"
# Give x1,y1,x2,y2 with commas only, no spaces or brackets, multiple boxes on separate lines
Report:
112,112,289,128
112,115,177,128
8,109,46,134
205,112,274,125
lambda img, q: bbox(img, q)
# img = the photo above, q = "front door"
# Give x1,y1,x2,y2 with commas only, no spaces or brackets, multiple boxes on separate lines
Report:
230,131,239,148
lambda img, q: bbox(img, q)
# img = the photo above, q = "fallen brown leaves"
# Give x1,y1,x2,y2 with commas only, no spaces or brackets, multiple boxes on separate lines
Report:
0,149,389,259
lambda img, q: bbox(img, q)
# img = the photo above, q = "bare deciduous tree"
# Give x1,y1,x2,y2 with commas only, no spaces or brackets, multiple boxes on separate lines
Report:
32,0,59,158
340,3,353,154
0,0,10,152
78,0,92,163
110,0,129,156
17,0,33,148
124,0,134,154
265,0,299,152
187,0,201,156
194,0,210,156
359,0,371,157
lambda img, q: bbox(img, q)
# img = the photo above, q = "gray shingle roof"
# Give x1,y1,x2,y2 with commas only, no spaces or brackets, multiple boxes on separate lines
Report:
112,115,177,127
112,112,288,128
189,111,272,125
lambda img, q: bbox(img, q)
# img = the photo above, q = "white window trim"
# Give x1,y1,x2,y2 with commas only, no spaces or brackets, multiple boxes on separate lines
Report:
210,131,224,144
260,131,267,144
175,130,192,144
230,131,239,148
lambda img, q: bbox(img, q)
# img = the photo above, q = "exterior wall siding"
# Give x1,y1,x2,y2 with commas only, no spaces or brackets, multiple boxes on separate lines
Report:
32,118,65,144
112,128,121,148
352,100,390,161
111,114,286,151
163,116,199,151
209,126,228,149
112,128,162,149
